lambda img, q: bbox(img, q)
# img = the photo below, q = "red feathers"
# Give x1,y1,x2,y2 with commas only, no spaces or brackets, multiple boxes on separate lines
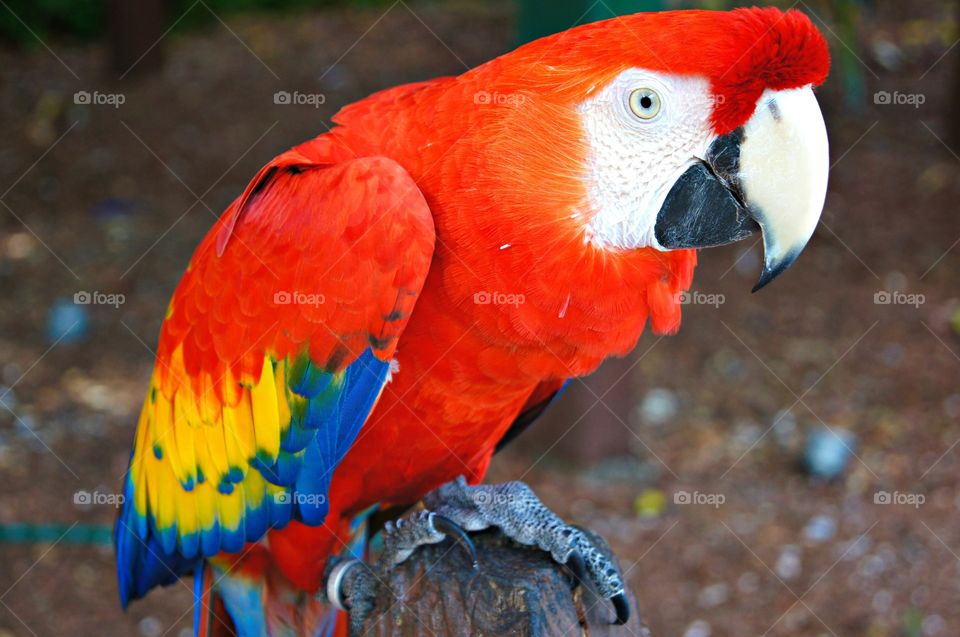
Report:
122,10,831,632
702,8,831,134
500,7,830,135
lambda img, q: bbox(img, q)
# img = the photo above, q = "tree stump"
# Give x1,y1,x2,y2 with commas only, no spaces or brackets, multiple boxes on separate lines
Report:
358,529,650,637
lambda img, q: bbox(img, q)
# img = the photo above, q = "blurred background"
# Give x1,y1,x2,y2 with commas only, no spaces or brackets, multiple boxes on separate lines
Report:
0,0,958,635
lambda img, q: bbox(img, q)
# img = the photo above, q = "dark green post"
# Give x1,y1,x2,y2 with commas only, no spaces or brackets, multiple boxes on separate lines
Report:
517,0,666,44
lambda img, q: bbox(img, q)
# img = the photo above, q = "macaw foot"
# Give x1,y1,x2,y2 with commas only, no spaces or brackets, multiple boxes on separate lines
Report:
323,510,477,635
425,475,629,624
324,476,628,634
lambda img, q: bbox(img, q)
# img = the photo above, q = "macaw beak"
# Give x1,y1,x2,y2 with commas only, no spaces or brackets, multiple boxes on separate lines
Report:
654,85,829,291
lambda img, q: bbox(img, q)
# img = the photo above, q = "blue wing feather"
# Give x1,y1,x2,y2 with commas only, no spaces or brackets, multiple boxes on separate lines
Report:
115,347,390,607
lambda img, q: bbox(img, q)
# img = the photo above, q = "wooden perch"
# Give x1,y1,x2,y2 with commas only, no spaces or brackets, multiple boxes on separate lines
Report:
358,529,650,637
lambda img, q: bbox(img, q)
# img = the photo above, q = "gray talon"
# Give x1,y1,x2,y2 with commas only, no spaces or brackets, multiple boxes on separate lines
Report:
325,557,360,611
565,550,588,588
322,556,378,635
424,475,629,617
322,508,472,635
380,510,445,570
432,513,479,568
611,592,630,625
323,477,630,634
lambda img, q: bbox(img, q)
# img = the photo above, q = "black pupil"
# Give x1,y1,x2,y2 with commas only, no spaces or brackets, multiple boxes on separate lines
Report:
639,95,653,109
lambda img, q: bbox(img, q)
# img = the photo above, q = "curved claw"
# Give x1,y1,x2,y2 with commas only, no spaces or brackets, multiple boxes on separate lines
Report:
564,551,588,588
432,513,479,568
610,592,630,625
325,557,361,612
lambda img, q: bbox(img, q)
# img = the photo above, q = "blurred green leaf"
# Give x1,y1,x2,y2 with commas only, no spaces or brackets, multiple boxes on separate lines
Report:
0,0,392,46
901,607,923,637
0,0,101,45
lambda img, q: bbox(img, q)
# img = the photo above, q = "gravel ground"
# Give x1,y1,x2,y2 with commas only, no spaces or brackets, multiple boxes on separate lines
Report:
0,1,958,636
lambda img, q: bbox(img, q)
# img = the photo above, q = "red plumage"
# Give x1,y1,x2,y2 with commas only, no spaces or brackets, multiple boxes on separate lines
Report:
260,7,827,594
118,8,829,634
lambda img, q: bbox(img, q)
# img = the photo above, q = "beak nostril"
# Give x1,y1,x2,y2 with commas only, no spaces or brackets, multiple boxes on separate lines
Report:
767,98,782,122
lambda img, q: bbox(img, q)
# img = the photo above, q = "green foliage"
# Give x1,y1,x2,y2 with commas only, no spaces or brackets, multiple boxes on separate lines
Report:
168,0,389,32
0,0,391,46
901,607,923,637
0,0,102,45
517,0,667,44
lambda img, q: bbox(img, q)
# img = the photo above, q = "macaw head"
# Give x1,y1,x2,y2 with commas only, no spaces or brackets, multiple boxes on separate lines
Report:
481,7,830,292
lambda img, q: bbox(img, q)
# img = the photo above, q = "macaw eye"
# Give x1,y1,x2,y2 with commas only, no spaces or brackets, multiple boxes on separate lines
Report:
628,88,661,120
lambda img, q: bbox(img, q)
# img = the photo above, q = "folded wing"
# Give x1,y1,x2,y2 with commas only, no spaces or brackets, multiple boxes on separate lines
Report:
115,154,435,605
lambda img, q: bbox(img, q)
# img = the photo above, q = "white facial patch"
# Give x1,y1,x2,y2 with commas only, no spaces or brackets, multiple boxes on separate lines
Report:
577,70,717,250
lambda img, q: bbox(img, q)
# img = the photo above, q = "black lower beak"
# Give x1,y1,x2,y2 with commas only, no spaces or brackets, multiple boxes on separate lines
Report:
654,128,759,251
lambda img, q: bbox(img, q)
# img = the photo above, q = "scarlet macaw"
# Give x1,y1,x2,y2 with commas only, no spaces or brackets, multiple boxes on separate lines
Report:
115,7,830,636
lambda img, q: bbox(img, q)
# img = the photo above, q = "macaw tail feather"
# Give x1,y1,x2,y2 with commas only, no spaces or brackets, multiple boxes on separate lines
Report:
201,508,377,637
194,563,236,637
199,556,341,637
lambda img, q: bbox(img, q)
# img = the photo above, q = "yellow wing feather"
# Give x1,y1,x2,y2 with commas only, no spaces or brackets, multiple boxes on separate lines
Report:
250,358,281,462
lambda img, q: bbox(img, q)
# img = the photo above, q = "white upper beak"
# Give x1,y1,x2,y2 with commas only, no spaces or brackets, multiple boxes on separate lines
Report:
739,85,829,290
